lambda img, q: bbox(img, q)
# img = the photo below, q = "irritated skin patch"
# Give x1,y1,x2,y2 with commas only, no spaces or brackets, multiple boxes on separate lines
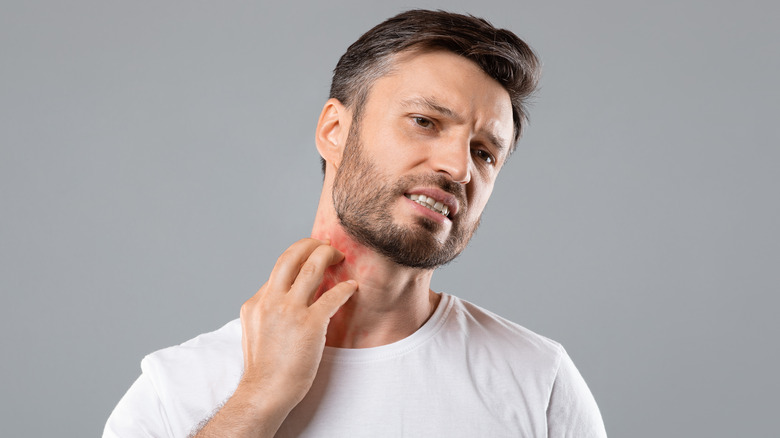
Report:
311,222,375,303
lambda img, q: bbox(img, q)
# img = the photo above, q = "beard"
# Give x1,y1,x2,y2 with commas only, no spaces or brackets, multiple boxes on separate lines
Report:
332,122,480,269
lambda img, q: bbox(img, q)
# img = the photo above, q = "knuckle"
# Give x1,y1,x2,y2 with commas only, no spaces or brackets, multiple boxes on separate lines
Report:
240,297,255,314
240,300,259,321
298,261,318,277
276,250,295,266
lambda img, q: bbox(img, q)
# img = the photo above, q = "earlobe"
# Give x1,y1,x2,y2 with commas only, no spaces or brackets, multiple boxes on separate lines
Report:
315,98,351,169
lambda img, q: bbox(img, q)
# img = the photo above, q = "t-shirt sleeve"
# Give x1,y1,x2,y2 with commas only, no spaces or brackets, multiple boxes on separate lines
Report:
546,349,607,438
103,373,173,438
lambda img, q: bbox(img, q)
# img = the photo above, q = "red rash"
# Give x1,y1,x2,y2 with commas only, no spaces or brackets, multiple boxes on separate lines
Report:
311,223,374,302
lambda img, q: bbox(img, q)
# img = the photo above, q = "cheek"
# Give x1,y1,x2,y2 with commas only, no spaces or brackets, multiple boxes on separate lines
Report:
468,181,495,215
373,127,423,166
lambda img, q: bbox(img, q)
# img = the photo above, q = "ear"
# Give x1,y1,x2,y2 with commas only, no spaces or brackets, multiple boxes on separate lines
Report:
315,98,351,169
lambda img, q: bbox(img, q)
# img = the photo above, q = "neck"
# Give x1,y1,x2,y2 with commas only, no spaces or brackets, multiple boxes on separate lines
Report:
311,189,440,349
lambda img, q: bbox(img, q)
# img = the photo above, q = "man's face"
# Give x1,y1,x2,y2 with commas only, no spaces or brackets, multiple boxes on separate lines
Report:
332,50,514,269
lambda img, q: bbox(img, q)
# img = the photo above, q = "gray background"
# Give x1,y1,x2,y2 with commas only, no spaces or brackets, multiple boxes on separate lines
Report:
1,0,778,436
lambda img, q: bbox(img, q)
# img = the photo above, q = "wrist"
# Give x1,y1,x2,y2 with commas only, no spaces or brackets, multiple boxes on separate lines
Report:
234,375,300,420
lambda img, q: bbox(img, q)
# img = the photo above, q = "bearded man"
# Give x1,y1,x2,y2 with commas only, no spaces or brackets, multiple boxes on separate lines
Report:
105,9,607,438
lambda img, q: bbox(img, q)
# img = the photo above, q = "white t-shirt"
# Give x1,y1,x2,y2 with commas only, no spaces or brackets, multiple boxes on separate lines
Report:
104,294,606,437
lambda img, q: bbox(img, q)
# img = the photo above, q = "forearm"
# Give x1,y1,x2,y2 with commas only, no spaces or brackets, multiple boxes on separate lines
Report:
191,381,295,438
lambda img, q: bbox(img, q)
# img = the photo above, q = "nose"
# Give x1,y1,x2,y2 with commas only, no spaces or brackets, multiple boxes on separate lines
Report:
432,138,471,184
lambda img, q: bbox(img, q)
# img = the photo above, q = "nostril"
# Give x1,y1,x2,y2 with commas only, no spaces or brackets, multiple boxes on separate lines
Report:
437,165,470,184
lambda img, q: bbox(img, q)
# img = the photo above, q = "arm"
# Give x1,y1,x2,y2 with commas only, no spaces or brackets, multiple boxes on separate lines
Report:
192,238,357,437
546,349,607,438
104,373,171,438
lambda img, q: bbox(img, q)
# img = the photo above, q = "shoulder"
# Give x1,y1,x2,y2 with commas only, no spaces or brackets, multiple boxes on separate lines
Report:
141,318,244,391
445,294,565,367
444,295,606,436
141,319,244,434
142,318,243,377
105,319,244,437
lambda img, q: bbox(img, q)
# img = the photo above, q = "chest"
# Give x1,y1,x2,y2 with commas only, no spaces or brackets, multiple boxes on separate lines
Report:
275,351,550,438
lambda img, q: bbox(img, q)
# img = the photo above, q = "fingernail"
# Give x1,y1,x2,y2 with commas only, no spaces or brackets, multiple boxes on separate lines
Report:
346,280,357,286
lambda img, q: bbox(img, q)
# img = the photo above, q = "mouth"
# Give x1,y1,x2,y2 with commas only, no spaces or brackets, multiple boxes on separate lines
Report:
404,193,450,218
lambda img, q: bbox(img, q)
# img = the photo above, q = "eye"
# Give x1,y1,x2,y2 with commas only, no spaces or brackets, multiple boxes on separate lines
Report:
412,116,433,129
473,149,495,165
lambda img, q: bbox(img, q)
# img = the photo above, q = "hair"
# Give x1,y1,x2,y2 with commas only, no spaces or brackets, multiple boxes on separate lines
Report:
322,10,541,173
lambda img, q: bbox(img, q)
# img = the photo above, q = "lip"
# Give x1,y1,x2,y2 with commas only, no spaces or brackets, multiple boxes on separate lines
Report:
404,187,460,218
403,195,451,224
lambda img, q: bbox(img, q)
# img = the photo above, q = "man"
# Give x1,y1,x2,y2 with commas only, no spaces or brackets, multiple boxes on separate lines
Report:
105,9,606,438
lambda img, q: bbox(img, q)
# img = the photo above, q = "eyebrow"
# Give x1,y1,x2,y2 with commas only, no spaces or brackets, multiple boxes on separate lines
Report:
401,96,463,123
400,96,508,154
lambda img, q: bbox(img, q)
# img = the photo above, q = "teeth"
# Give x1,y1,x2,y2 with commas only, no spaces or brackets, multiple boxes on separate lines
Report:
405,194,449,217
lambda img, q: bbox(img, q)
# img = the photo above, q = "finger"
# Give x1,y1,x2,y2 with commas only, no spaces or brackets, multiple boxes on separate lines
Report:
311,280,358,319
289,244,345,302
267,238,328,292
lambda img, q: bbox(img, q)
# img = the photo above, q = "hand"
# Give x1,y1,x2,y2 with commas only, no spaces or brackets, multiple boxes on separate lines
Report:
238,238,357,410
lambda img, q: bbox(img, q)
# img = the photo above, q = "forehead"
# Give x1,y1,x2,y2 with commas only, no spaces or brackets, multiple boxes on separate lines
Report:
363,50,514,152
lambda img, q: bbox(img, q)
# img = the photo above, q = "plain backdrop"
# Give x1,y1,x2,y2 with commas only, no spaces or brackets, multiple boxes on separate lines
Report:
1,1,778,436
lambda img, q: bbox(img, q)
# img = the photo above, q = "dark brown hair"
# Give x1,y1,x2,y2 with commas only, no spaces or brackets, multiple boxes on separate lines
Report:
329,9,541,150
